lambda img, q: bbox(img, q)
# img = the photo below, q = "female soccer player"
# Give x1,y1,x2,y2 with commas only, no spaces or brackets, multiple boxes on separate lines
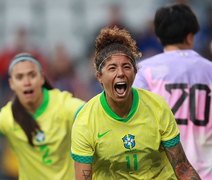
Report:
0,53,85,179
71,27,200,179
133,4,212,179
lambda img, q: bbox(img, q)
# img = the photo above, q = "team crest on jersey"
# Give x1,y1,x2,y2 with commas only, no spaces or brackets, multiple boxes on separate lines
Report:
35,130,45,142
122,134,135,149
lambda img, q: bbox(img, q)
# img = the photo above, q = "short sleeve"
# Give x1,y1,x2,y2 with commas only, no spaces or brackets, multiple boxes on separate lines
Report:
71,115,94,164
158,98,180,147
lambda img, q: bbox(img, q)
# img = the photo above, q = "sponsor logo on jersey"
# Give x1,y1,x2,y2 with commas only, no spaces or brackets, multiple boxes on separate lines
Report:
97,130,110,139
122,134,135,149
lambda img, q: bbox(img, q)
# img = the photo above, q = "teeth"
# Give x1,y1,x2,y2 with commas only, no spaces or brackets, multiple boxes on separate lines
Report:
116,82,126,85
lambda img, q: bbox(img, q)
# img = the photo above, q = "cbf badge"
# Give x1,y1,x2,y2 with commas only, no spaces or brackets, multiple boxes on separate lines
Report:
35,130,45,142
122,134,135,150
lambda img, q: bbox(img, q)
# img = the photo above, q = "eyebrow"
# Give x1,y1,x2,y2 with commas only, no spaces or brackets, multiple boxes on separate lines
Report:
107,62,132,66
13,70,37,76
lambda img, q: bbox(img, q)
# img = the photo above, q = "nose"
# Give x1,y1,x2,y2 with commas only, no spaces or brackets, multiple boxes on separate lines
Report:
23,76,31,86
117,67,124,77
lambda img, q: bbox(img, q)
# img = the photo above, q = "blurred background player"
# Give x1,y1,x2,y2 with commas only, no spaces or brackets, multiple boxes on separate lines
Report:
0,26,48,107
0,53,85,179
71,26,200,180
133,3,212,179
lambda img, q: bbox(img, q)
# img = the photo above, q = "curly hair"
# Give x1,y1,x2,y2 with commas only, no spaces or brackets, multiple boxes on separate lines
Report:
94,26,141,72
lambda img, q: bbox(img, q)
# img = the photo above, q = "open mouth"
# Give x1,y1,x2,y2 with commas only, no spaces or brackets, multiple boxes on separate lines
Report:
23,89,34,95
114,82,127,95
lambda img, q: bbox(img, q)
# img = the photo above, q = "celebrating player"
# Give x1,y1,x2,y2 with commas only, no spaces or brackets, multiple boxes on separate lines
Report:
0,53,85,179
133,4,212,179
71,26,200,179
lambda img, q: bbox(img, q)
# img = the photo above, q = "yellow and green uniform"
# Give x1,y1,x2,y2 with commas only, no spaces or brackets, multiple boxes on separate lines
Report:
0,88,84,180
71,88,180,180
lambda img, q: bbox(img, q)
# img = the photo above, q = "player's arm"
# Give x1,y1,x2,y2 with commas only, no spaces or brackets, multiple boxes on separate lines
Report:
75,162,92,180
165,142,200,180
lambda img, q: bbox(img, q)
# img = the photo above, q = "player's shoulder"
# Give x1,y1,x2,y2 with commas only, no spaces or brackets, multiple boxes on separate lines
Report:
136,87,164,99
199,56,212,66
136,88,167,108
137,53,165,67
0,101,13,130
75,93,101,117
49,88,73,98
81,94,101,110
0,101,12,117
49,88,85,108
48,88,76,103
191,52,212,73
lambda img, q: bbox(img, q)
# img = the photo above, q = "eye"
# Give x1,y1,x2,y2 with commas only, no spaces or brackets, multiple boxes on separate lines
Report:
108,66,116,71
124,64,132,69
29,71,37,78
109,67,115,70
15,74,23,80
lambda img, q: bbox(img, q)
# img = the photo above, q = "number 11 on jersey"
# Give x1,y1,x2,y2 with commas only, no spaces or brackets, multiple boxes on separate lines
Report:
126,154,138,170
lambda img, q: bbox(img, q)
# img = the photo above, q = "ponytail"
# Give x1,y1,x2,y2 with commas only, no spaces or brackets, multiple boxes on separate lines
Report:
12,97,40,146
11,79,53,146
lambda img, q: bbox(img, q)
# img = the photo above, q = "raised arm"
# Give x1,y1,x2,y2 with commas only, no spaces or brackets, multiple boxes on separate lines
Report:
75,162,92,180
165,142,200,180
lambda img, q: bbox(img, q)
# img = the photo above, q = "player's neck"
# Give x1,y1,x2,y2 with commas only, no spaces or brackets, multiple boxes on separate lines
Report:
164,44,192,52
106,94,133,118
22,95,43,114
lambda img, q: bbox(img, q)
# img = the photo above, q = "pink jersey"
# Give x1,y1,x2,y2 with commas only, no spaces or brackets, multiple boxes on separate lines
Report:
133,50,212,180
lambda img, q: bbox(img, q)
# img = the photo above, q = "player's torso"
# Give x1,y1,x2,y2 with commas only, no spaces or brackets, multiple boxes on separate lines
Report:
1,90,74,180
88,93,176,179
137,51,212,136
136,50,212,179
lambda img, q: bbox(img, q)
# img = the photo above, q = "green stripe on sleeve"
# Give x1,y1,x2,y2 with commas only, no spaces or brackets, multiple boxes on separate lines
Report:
71,153,93,164
161,134,180,148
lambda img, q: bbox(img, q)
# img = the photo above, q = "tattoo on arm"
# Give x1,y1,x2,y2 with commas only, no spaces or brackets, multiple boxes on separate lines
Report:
82,170,92,180
75,162,92,180
165,143,201,180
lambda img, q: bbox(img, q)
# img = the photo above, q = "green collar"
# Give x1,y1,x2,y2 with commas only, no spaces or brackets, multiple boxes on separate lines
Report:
33,88,49,119
100,88,139,122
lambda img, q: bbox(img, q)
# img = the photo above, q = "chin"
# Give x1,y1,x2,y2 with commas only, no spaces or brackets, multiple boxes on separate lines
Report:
24,99,35,106
115,96,128,103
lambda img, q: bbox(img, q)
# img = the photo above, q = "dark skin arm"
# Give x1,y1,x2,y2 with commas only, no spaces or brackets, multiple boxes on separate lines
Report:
165,142,201,180
75,162,92,180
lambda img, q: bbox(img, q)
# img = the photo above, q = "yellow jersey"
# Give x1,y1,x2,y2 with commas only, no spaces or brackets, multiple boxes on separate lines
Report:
72,88,179,179
0,88,84,180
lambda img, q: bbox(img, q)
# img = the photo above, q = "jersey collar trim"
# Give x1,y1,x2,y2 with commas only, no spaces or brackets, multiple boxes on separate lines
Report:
33,88,49,119
100,88,139,122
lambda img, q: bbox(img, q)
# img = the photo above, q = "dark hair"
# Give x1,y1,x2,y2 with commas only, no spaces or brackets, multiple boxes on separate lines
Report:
94,26,141,73
12,98,40,146
10,53,53,146
11,78,52,146
154,4,199,46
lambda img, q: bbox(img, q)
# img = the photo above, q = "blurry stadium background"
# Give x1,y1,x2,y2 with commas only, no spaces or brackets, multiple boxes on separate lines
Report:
0,0,212,179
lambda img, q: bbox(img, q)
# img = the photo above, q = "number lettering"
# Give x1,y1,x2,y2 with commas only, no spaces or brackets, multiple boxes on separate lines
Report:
39,145,53,165
189,84,211,126
165,83,188,125
165,83,211,126
126,154,138,170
